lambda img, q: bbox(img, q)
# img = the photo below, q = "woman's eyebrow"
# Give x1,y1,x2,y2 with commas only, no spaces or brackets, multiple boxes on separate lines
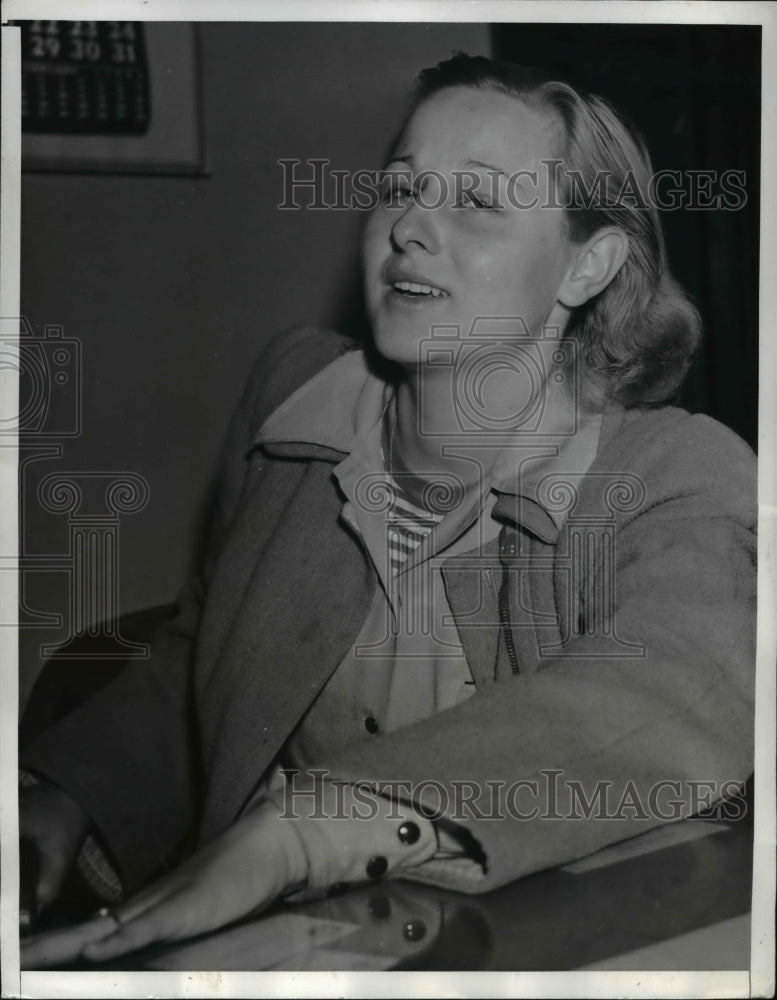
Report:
465,158,506,175
382,153,414,170
381,155,509,175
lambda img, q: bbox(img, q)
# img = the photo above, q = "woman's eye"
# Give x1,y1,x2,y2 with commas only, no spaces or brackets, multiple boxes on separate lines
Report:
458,190,497,211
380,177,414,205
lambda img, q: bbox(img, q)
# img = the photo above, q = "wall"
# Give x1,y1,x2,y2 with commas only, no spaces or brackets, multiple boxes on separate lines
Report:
19,22,491,699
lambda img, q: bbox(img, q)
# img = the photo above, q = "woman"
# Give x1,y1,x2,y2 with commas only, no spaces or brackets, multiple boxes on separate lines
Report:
20,54,756,964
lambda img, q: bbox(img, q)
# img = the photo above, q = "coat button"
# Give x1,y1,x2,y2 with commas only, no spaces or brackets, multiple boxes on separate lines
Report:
366,855,388,880
397,821,420,845
403,919,427,942
364,716,380,734
367,892,391,920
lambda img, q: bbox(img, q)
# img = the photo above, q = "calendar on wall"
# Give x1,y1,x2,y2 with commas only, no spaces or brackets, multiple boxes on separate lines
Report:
15,21,205,175
20,21,151,136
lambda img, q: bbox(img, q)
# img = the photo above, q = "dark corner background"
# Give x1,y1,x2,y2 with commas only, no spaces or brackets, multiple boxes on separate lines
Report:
19,22,761,703
493,23,761,450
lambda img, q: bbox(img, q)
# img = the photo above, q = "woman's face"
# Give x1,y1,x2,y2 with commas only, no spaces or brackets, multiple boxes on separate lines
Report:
363,86,574,365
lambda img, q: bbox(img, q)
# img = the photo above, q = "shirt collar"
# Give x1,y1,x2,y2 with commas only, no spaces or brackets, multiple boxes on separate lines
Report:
489,370,604,540
254,347,605,540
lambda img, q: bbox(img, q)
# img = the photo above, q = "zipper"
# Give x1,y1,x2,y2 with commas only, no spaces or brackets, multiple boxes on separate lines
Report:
498,570,520,675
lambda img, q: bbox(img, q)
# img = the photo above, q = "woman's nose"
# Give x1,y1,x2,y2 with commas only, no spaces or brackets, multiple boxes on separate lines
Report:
389,186,442,254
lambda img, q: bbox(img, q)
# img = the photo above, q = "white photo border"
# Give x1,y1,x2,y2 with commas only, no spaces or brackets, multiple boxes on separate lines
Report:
1,3,774,998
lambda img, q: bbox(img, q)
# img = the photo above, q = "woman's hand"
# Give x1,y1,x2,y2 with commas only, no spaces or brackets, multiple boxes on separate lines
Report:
20,780,91,913
22,801,309,968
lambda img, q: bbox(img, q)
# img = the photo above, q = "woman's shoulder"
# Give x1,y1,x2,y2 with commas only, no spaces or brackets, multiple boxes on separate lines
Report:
603,402,754,455
594,403,757,526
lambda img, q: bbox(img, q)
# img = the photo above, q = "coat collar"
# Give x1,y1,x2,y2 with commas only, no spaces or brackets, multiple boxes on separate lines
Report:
254,348,609,542
255,350,385,458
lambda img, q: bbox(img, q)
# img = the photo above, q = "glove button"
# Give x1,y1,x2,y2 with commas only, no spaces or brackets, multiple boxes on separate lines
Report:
397,821,420,845
366,855,388,880
403,919,427,942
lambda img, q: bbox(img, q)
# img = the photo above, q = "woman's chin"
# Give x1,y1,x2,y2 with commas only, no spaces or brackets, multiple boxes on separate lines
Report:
370,320,439,366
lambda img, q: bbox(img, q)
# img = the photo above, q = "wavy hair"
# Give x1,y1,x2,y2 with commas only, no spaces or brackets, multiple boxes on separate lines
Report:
415,53,702,407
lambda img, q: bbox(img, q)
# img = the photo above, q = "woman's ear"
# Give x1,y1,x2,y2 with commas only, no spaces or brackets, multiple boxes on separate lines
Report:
558,228,629,308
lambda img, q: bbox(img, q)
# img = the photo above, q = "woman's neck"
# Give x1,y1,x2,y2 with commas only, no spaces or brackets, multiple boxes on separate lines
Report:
389,352,602,488
391,367,508,488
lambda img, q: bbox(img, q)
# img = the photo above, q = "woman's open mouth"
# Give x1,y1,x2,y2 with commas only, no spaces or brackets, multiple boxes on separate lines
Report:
385,277,448,309
392,280,445,299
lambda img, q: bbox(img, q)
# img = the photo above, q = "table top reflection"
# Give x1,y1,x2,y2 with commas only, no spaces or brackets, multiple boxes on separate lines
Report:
73,815,751,973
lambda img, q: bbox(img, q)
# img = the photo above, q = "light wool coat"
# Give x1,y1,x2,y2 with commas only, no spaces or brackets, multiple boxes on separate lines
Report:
22,326,757,895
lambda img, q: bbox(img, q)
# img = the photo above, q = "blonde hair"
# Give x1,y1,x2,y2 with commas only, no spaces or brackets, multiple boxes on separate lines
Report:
415,54,702,406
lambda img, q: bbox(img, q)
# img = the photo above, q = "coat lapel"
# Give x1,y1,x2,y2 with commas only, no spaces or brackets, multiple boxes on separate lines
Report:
196,457,376,842
194,401,624,840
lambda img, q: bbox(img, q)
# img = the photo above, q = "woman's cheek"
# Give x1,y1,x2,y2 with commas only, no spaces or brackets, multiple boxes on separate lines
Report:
361,223,386,305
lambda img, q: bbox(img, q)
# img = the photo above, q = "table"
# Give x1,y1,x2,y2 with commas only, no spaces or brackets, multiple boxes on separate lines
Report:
86,814,751,972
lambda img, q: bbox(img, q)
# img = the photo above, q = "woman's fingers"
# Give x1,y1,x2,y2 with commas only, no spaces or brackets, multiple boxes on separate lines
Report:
34,844,73,911
21,913,117,969
109,870,186,925
82,892,197,963
38,808,291,964
22,877,201,967
20,784,91,913
83,873,277,962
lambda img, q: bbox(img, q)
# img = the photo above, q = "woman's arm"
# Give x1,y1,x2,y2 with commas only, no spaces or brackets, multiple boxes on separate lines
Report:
315,412,757,893
19,325,353,898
